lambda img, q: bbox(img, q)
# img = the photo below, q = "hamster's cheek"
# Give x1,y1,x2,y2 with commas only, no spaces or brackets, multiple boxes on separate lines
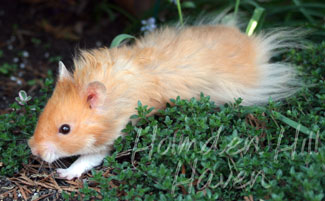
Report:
57,133,95,155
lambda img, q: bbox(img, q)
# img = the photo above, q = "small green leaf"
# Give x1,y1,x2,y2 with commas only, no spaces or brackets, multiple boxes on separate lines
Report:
272,111,314,137
19,90,27,100
110,34,135,48
130,114,139,119
182,1,195,8
137,100,142,107
246,7,265,36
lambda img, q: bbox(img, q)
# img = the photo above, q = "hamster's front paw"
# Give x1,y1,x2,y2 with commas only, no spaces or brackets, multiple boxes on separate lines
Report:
57,168,83,180
56,152,107,180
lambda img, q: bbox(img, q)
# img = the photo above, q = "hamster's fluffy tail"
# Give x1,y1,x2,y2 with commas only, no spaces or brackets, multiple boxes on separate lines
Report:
189,14,306,105
209,14,306,105
237,28,306,105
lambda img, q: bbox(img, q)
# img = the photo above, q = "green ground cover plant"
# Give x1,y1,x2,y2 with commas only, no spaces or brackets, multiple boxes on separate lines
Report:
0,0,324,200
0,72,53,176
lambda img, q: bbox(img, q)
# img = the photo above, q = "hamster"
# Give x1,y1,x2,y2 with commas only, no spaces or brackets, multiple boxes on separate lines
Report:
28,22,301,180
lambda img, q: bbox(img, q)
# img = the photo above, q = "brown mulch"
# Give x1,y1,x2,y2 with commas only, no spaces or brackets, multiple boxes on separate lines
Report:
0,157,112,200
0,149,133,200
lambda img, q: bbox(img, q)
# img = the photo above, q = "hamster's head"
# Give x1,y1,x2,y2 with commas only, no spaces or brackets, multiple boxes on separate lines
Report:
28,61,111,163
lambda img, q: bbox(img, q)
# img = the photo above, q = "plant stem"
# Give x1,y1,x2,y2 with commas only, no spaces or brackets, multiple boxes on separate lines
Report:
176,0,183,26
234,0,240,18
292,0,315,24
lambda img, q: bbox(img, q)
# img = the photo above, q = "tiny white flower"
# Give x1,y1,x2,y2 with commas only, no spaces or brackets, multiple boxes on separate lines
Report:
16,79,22,85
96,41,102,47
141,17,157,33
10,35,16,42
13,57,19,63
44,52,50,58
22,51,29,58
31,192,39,200
10,76,17,81
8,44,13,50
19,63,25,69
148,17,155,24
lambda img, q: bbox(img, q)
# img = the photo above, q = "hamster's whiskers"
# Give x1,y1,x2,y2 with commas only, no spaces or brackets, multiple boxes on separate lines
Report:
37,160,44,174
56,159,67,169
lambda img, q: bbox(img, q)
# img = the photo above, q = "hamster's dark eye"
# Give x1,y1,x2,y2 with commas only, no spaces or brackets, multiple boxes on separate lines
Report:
59,124,70,134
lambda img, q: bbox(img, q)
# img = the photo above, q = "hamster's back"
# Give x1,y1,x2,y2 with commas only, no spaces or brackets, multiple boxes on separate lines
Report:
72,23,299,111
132,25,261,106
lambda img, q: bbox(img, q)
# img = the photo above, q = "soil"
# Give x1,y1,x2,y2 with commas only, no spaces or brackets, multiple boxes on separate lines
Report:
0,0,129,113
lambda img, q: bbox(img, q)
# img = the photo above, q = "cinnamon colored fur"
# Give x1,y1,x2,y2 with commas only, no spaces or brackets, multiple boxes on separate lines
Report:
28,22,301,179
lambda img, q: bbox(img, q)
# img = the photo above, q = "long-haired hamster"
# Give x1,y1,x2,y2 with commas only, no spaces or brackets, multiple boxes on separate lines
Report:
28,19,302,179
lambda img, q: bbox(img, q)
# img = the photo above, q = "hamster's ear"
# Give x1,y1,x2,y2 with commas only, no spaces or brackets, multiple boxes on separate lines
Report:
58,61,72,80
86,81,107,109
